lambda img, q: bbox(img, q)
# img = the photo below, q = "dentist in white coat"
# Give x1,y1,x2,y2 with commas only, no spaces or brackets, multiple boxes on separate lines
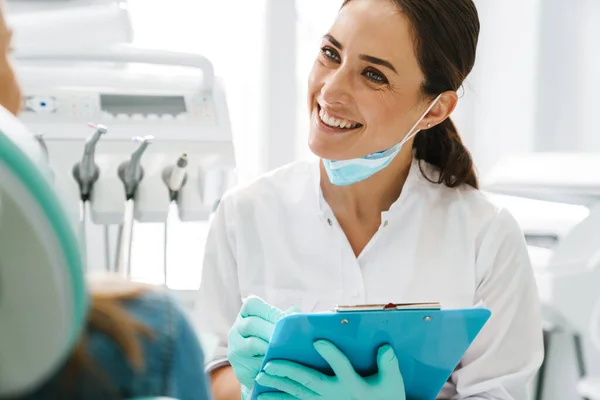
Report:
197,0,544,399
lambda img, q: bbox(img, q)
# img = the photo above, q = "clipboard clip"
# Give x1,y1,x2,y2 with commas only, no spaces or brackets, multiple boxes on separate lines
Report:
333,302,442,312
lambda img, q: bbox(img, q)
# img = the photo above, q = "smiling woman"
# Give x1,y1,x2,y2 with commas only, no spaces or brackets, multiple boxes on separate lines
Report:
198,1,543,399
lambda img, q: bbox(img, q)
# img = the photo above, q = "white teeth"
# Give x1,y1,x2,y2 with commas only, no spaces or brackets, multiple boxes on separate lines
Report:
319,108,358,129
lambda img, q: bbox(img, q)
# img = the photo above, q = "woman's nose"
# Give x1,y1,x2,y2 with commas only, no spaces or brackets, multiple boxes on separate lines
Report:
320,70,353,106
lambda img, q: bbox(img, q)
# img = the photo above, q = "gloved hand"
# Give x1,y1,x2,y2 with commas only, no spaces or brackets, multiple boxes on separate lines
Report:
255,340,405,400
227,296,299,398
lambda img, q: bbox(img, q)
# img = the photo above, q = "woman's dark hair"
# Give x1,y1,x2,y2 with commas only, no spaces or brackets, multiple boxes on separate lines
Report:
342,0,480,189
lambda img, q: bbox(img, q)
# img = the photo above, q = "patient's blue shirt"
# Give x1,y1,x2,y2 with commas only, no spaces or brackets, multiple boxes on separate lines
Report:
24,290,212,400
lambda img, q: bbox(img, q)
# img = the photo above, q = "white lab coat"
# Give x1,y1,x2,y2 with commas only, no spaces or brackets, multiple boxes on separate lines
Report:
196,157,544,400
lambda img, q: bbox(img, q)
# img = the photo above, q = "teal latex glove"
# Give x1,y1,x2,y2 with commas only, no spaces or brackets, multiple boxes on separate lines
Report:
227,296,299,397
255,340,405,400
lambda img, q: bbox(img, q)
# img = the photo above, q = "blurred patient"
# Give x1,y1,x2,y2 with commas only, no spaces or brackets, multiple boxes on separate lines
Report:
0,5,211,400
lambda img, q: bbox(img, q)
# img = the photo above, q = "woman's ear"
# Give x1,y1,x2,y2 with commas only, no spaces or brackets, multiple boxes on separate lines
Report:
421,91,458,129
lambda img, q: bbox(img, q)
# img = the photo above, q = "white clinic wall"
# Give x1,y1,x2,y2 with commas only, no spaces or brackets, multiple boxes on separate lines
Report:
454,0,542,176
579,0,600,151
258,0,299,172
534,0,600,152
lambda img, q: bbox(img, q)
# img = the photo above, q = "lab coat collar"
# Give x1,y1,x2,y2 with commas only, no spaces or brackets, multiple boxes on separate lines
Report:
313,156,439,220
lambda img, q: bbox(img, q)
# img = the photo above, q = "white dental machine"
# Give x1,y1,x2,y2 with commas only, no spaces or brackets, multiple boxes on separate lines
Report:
12,44,237,308
484,153,600,400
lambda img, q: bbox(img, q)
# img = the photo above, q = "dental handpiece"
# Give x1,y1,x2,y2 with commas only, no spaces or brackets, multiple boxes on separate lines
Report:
167,153,188,194
120,135,153,199
74,123,107,200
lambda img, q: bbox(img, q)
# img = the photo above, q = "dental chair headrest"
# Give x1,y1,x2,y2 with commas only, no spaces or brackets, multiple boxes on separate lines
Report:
0,105,87,397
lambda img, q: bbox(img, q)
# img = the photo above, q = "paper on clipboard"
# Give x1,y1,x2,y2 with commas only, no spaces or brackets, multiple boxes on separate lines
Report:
333,302,442,312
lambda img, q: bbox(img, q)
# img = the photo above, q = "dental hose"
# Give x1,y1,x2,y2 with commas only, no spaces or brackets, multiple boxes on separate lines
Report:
163,153,189,285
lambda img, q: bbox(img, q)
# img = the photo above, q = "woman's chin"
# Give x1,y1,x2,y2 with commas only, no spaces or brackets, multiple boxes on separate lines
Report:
307,138,339,160
308,136,371,161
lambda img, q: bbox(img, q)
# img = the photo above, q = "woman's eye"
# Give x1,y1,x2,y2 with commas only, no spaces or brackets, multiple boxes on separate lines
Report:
320,47,340,62
364,69,387,84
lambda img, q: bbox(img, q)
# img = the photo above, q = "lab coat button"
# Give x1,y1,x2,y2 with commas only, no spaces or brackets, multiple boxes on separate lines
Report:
383,220,389,227
327,218,333,226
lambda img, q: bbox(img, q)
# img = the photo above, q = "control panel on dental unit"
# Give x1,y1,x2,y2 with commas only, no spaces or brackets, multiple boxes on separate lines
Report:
23,93,217,125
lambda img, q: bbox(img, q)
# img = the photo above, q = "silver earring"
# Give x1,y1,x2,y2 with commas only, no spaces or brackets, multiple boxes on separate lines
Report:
426,123,431,128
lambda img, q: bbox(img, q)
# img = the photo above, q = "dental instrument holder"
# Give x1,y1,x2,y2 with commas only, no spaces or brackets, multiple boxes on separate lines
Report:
15,44,237,275
115,136,152,278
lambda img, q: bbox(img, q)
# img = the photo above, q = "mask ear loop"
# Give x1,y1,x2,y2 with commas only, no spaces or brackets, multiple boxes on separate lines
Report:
398,93,444,147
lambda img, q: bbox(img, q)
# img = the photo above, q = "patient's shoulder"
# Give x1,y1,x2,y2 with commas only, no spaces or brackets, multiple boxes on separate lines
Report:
23,288,208,399
115,289,210,399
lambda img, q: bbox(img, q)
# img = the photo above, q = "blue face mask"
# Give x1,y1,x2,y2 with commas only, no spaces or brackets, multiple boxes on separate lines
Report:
322,94,442,186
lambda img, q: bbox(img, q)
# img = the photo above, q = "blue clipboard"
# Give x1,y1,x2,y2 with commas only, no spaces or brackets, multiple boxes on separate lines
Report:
250,307,491,400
